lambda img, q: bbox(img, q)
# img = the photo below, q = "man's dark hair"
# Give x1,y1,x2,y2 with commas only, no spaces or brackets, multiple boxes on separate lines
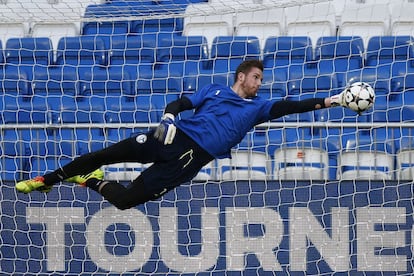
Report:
234,59,264,83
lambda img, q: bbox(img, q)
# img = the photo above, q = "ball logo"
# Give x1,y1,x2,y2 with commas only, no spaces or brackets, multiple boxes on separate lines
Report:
136,134,147,144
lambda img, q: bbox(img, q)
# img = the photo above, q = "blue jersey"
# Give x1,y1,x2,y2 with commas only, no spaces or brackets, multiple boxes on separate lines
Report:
176,84,275,159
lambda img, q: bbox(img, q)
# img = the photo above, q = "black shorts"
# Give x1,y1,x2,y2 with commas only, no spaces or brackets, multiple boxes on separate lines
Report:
128,128,214,198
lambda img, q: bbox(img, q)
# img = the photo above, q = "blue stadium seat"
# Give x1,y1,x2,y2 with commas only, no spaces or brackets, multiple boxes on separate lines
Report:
84,2,136,18
0,40,4,64
4,37,53,80
287,73,339,100
109,34,156,65
132,17,184,34
263,36,313,73
1,129,29,180
314,36,364,86
82,21,132,36
32,66,80,109
3,100,50,124
57,99,106,124
210,36,261,73
108,34,156,91
26,139,74,178
365,36,414,77
105,100,159,124
56,35,107,66
0,70,30,96
316,106,373,153
78,66,133,97
391,70,414,105
135,77,182,94
156,35,209,78
5,37,53,66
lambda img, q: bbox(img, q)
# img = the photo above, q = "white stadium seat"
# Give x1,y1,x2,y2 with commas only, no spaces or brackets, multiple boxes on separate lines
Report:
397,149,414,180
183,3,234,53
285,2,337,48
273,146,330,180
337,139,394,181
338,3,390,49
218,150,270,181
390,2,414,36
234,6,285,52
31,22,80,61
0,22,28,44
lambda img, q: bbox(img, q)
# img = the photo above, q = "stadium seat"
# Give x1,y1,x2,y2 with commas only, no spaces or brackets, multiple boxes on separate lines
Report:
82,21,132,39
105,99,159,124
4,37,52,66
78,66,133,104
338,136,395,180
234,6,285,52
273,140,333,180
31,66,79,108
314,36,364,86
366,36,414,66
56,35,107,66
84,2,135,18
32,22,80,59
263,36,313,79
0,23,28,45
287,73,339,100
393,71,414,106
1,129,29,180
316,106,372,154
285,2,337,49
217,150,270,181
390,3,414,36
338,4,390,49
108,34,156,87
183,3,234,52
156,35,210,78
396,136,414,180
4,37,53,80
132,17,184,34
26,140,74,178
3,100,50,124
259,69,287,100
108,34,156,65
210,36,261,73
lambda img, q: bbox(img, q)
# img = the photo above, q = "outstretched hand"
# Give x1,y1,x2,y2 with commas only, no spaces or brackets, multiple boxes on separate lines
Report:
154,113,176,145
330,89,347,107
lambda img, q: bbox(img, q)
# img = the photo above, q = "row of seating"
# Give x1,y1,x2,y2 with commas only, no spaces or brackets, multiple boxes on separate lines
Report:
2,125,413,181
182,1,414,52
1,34,413,67
1,35,414,102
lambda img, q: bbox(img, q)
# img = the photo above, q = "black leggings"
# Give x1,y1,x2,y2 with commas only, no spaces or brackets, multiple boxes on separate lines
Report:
45,130,213,209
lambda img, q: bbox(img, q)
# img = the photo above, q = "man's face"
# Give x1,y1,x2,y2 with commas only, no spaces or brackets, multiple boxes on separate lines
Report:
240,67,263,97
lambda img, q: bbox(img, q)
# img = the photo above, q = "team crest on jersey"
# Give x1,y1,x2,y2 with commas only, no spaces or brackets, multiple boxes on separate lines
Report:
136,134,147,144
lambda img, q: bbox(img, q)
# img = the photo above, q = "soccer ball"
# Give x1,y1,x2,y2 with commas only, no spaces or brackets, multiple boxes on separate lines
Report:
344,82,375,114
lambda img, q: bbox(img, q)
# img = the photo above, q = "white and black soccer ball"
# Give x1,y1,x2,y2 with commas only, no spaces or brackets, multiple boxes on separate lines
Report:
344,82,375,114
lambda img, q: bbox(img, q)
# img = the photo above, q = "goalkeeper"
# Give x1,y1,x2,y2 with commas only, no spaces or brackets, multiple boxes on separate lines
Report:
16,59,348,210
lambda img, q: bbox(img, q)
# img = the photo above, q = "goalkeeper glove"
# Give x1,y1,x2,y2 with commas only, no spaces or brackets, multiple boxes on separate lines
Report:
154,113,176,145
330,89,347,107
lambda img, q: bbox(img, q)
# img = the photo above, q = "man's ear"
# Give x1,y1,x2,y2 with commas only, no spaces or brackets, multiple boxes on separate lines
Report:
238,72,245,82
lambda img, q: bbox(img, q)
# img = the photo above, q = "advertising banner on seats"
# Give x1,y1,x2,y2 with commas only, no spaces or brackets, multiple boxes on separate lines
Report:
1,180,413,275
